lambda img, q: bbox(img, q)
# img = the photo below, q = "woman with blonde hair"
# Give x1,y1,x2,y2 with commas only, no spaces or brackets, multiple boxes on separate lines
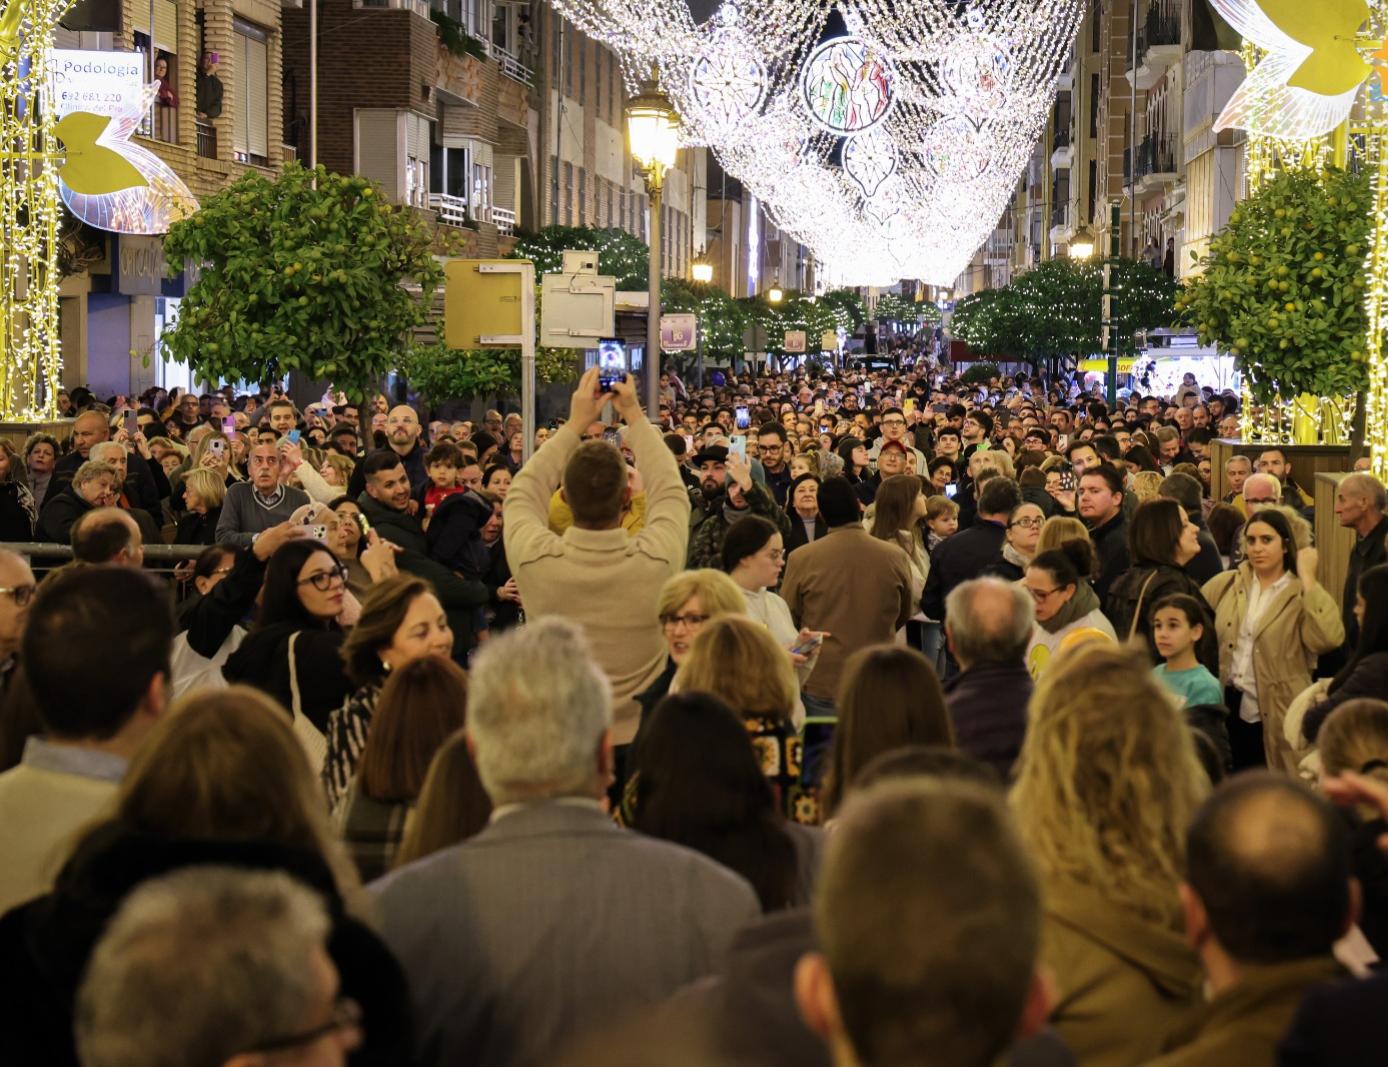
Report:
174,466,226,545
1036,515,1090,558
0,686,411,1066
392,729,492,869
633,568,746,723
1130,469,1164,504
1012,642,1208,1067
671,615,807,820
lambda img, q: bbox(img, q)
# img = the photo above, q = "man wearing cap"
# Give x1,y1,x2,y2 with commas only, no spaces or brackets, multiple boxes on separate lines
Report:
687,444,789,570
867,406,926,472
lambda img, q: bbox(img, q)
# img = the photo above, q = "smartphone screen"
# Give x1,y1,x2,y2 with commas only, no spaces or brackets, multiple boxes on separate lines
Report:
903,398,916,416
735,406,751,431
123,412,138,436
729,436,747,461
597,338,627,391
222,415,237,434
945,483,958,499
286,428,301,445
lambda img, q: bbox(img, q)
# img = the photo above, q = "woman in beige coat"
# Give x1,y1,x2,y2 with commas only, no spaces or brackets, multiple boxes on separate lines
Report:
1012,643,1208,1067
1202,507,1344,773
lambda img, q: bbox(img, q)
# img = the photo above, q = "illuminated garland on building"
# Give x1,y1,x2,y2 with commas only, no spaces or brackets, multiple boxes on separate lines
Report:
0,0,67,420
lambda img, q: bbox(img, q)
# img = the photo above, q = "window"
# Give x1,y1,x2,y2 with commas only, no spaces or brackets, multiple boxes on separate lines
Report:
563,161,573,224
578,36,586,100
1089,73,1100,138
233,19,269,165
578,168,586,224
550,154,559,225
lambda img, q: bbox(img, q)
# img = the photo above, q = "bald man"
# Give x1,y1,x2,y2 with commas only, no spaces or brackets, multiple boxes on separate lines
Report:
1335,472,1388,646
348,404,429,497
0,549,35,675
1149,774,1352,1067
70,507,144,567
53,410,163,526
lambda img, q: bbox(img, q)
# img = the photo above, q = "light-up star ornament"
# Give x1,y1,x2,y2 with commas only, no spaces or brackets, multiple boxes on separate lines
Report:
1210,0,1376,139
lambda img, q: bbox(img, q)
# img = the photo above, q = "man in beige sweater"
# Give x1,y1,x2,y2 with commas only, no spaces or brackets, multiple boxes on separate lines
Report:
504,368,689,747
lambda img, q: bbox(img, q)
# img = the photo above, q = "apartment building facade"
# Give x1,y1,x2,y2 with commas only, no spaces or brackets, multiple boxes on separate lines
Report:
56,0,290,397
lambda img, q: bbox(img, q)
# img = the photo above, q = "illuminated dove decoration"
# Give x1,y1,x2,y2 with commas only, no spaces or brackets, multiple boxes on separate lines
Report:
56,83,198,234
1211,0,1372,139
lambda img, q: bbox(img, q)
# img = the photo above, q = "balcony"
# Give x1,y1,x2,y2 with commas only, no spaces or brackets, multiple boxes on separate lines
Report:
1057,62,1073,91
1051,126,1073,169
1049,202,1075,245
1125,4,1183,91
430,192,471,227
196,121,217,160
492,205,516,235
356,0,431,17
490,42,533,86
1134,134,1179,195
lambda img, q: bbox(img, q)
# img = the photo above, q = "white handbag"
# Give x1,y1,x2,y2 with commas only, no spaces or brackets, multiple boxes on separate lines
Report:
287,631,328,776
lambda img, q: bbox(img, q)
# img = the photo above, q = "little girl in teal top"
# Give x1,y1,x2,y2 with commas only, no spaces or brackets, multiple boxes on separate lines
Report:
1150,594,1223,708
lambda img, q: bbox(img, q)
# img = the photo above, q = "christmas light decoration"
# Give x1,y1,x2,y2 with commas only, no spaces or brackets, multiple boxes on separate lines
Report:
547,0,1086,287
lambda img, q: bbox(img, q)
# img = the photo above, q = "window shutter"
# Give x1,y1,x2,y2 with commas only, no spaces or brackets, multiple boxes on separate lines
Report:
153,0,178,54
246,33,268,157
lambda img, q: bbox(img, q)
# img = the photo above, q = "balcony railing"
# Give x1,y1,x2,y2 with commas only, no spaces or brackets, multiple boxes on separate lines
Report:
1144,3,1181,50
1135,134,1179,180
357,0,430,17
491,42,534,86
1051,203,1069,228
430,192,470,227
1053,126,1071,151
492,205,516,235
196,121,217,159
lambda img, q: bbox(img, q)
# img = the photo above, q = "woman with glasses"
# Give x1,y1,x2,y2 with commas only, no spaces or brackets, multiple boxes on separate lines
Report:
632,569,746,733
222,540,359,754
0,686,411,1067
1022,539,1117,680
323,576,454,813
982,501,1044,582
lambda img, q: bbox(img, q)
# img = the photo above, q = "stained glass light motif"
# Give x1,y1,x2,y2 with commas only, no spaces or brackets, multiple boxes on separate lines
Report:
800,35,895,135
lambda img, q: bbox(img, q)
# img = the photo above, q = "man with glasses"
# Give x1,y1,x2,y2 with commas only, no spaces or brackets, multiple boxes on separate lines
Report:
216,442,311,549
75,867,362,1067
755,423,794,507
0,549,33,692
868,406,926,472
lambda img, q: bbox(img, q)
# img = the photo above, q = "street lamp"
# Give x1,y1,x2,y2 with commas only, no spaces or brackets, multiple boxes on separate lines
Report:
1069,222,1096,260
691,251,713,284
767,283,784,303
625,75,679,415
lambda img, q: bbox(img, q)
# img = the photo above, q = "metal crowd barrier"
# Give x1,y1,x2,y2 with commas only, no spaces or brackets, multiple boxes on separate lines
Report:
1,542,211,599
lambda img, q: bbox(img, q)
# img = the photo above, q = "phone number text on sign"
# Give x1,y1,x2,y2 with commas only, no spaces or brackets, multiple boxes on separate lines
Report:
48,49,146,120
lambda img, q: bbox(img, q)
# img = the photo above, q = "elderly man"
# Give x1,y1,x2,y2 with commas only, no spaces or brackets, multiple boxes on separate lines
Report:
371,618,759,1067
942,577,1036,779
70,507,144,567
1225,455,1253,513
216,441,311,548
75,868,360,1067
53,410,162,517
88,441,161,543
36,460,119,544
0,549,33,695
1335,472,1388,647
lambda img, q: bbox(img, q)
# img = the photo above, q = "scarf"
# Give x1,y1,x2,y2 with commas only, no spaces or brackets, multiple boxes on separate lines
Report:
1040,579,1101,634
1002,542,1029,571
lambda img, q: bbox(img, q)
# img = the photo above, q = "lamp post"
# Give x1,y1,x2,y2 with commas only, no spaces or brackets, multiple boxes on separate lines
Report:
625,77,679,415
767,283,784,303
691,251,713,284
1068,221,1095,261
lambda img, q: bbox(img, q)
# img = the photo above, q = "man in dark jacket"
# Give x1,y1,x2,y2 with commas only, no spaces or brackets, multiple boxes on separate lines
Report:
942,577,1035,780
358,450,489,655
687,444,789,570
1335,472,1388,648
1079,464,1129,606
53,410,164,527
921,476,1021,623
349,404,429,498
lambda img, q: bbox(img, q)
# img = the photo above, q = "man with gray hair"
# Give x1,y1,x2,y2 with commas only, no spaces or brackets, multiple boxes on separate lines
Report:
71,507,144,567
1335,471,1388,647
87,441,161,543
942,577,1036,779
371,617,759,1067
75,866,360,1067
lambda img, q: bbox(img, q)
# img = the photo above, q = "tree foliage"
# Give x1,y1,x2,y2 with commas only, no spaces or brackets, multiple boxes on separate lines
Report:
875,290,941,326
1178,166,1371,404
950,257,1177,368
162,163,442,398
819,288,867,331
509,225,651,290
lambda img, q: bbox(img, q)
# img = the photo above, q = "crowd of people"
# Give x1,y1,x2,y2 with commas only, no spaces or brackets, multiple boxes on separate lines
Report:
0,355,1386,1067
